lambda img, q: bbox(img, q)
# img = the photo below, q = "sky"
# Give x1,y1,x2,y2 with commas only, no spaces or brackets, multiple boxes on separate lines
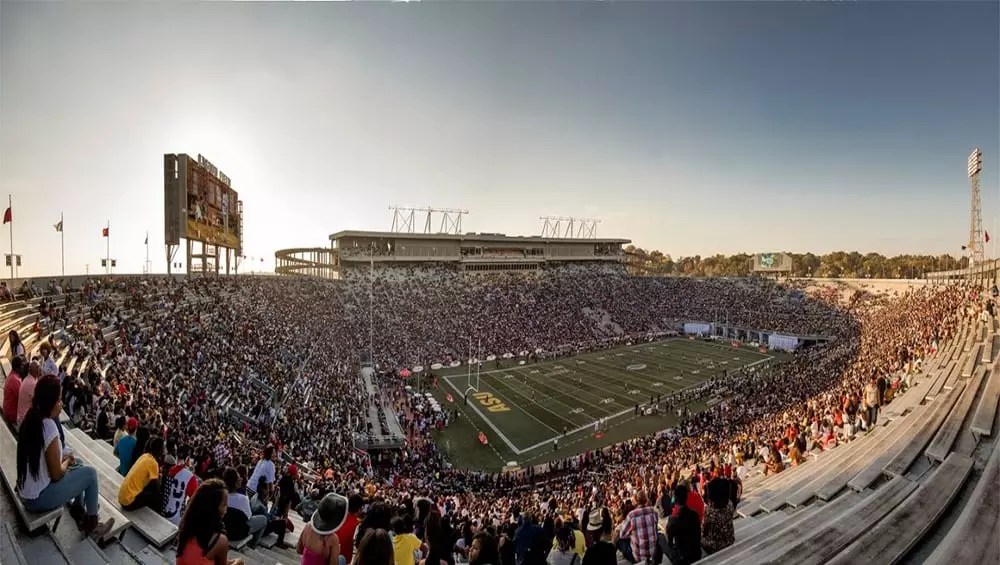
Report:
1,1,998,278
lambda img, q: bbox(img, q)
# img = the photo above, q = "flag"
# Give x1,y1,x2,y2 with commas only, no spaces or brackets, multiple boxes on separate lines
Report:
2,207,10,224
144,234,148,245
102,227,109,237
54,220,63,232
986,231,991,244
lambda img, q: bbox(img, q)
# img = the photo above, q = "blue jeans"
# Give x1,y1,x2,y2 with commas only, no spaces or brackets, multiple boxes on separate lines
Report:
22,465,100,517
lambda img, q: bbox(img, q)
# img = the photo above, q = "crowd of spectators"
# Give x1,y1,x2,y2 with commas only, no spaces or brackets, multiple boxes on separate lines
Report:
2,265,986,564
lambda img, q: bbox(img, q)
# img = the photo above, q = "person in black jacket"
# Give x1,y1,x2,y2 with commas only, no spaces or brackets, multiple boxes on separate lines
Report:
660,484,701,565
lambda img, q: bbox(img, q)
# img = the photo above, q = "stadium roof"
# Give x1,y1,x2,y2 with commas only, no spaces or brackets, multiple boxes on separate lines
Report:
329,230,630,244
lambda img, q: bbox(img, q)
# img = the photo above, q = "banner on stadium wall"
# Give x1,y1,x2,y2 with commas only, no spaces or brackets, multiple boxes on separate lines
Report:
767,334,799,352
683,322,712,336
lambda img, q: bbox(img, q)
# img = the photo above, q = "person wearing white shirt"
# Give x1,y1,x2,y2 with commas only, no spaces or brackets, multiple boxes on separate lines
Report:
16,374,114,538
40,341,59,378
247,445,276,498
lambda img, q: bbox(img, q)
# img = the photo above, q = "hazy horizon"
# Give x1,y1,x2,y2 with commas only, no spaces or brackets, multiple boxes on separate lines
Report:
1,1,998,278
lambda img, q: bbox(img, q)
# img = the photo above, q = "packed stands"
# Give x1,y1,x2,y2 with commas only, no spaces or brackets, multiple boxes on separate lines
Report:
1,269,998,565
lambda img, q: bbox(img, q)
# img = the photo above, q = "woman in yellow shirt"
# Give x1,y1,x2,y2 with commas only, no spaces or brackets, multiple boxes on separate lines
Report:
119,436,165,510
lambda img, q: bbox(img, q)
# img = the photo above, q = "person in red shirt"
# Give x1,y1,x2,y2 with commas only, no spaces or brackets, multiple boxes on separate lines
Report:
2,357,24,425
337,494,364,563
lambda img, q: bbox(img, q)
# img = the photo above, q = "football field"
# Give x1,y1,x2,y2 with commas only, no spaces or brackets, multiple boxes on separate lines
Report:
428,338,779,472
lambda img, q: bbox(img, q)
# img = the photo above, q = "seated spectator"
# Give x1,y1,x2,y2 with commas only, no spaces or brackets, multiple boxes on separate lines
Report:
547,526,578,565
3,356,24,426
358,529,394,565
162,453,200,526
392,514,424,565
660,484,701,565
119,436,165,511
16,360,41,429
112,415,127,448
7,329,24,359
469,531,499,565
114,417,138,475
250,476,290,549
582,507,616,565
39,341,58,378
176,478,245,565
297,493,347,565
15,375,114,538
222,467,268,548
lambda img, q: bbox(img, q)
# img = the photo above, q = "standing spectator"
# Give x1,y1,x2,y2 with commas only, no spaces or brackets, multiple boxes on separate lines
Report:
338,494,364,564
15,375,114,538
247,445,276,498
660,485,701,565
863,377,880,430
701,480,735,555
175,478,245,565
618,491,658,564
119,436,165,511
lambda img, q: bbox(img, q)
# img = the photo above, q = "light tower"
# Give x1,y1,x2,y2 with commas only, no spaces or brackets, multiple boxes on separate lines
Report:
968,148,984,266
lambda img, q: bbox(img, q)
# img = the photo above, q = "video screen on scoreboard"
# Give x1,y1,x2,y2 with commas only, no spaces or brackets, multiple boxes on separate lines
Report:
754,252,791,272
185,154,241,250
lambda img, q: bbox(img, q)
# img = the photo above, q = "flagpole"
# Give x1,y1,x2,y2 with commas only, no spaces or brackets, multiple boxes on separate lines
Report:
60,212,65,277
106,220,110,275
145,231,149,274
7,194,14,280
8,195,12,281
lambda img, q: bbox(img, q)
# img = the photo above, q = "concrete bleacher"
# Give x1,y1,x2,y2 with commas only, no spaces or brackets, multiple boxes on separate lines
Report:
828,453,974,565
971,359,1000,440
925,365,988,462
925,438,1000,564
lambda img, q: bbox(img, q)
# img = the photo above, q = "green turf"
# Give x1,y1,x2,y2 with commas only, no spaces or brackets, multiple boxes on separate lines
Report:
423,338,782,472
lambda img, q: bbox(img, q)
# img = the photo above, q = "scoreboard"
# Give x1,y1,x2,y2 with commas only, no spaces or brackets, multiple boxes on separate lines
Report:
164,153,242,253
753,252,792,273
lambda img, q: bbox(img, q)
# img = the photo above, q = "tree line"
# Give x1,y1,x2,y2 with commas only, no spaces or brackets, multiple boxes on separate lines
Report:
625,246,970,279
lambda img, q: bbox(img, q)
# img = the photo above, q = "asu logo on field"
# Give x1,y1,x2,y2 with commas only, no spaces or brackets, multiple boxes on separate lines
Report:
472,392,511,412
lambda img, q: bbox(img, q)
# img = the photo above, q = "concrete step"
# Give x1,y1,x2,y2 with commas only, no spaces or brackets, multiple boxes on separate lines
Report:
1,521,29,565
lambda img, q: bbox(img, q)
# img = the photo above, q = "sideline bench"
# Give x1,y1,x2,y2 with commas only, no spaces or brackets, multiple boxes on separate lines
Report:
925,441,1000,564
0,423,63,534
828,453,973,565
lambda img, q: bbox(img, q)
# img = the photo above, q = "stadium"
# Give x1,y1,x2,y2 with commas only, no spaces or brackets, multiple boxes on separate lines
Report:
2,3,999,565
